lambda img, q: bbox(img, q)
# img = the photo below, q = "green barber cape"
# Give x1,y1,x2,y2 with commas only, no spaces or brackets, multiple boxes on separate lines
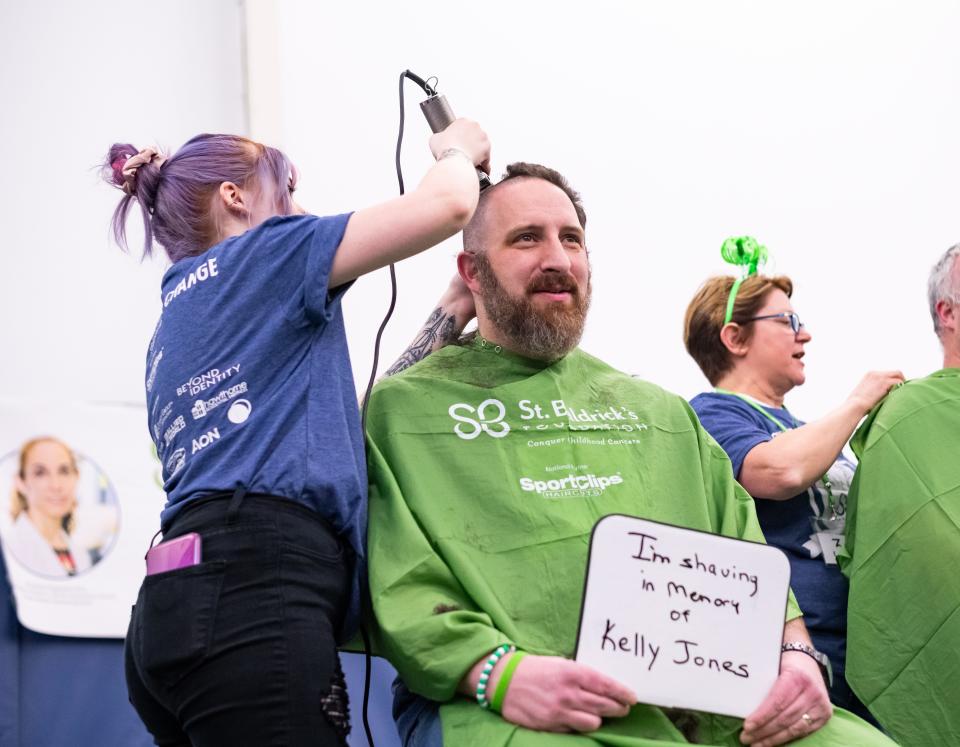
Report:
366,339,891,746
838,368,960,746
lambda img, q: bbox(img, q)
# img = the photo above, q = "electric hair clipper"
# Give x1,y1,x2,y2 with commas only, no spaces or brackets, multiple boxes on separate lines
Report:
420,94,492,191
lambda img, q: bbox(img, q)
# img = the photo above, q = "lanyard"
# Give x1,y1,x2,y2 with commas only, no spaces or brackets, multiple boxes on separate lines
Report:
714,389,837,516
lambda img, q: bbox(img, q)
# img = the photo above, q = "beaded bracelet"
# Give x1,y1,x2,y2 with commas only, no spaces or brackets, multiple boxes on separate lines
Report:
475,644,514,709
490,650,526,712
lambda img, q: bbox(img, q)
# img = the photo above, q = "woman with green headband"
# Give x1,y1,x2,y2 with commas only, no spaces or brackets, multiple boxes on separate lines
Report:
682,238,903,724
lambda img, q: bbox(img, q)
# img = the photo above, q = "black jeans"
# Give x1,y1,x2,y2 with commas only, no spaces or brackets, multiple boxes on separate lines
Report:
125,493,351,746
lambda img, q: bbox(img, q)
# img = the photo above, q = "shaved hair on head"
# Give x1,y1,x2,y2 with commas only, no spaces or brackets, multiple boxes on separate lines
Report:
462,162,586,253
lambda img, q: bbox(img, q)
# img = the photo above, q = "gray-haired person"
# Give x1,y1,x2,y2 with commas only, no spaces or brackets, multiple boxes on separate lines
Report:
839,243,960,746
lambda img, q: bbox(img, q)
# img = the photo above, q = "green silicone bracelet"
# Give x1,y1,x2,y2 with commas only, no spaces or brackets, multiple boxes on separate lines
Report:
490,651,526,713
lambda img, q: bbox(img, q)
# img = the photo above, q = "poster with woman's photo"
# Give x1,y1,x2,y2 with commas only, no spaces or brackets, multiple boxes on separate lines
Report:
0,400,165,637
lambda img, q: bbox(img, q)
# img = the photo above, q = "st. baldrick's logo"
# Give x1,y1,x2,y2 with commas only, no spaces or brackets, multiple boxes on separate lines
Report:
448,399,511,440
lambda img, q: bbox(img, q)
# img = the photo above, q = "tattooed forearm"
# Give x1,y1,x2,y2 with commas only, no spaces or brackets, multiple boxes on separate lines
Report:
384,307,459,377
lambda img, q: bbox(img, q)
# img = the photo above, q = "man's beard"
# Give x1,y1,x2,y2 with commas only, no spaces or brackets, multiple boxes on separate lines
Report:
473,252,591,361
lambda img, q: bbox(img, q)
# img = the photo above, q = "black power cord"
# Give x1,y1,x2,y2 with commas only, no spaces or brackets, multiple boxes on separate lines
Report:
358,623,377,747
359,69,435,435
357,69,438,747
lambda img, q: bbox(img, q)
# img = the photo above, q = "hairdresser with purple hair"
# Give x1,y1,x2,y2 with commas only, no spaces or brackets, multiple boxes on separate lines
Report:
103,124,489,746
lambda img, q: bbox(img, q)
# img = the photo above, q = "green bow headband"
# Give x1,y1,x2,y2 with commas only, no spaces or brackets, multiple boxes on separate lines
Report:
721,236,768,324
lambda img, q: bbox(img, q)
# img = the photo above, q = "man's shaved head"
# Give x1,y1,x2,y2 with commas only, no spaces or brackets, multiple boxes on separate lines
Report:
463,162,586,253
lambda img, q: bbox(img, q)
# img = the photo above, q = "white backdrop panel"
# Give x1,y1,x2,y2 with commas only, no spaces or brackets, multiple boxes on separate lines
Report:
255,0,957,419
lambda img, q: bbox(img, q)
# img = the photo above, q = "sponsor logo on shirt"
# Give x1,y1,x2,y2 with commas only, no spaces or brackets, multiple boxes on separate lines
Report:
147,317,162,359
146,348,163,393
164,447,186,477
163,415,186,446
177,364,241,398
163,257,219,308
448,397,647,440
191,427,221,454
519,471,624,499
153,401,174,441
519,399,641,424
227,399,252,424
448,399,511,440
191,381,248,419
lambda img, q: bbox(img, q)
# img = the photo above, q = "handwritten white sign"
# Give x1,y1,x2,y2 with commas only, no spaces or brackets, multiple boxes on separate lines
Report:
575,515,791,718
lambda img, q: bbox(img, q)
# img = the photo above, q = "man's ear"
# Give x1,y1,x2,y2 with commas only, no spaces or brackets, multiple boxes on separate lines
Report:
457,251,483,294
936,298,957,335
218,182,248,214
719,322,750,358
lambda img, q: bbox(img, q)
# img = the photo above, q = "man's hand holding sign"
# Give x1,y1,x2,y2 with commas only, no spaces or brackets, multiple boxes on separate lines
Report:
460,654,636,733
459,516,831,744
742,629,832,746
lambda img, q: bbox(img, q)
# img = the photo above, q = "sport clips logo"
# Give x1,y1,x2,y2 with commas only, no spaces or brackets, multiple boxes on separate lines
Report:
519,472,624,499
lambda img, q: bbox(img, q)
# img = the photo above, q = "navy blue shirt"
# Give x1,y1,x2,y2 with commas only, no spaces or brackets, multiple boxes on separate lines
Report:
145,213,365,634
690,392,856,676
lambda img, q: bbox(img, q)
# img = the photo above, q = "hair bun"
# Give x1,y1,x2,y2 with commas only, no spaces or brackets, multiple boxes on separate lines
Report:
102,143,139,191
109,155,128,188
120,147,166,195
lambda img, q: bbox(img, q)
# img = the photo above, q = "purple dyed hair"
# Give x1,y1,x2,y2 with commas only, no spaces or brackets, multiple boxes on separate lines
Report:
101,134,296,263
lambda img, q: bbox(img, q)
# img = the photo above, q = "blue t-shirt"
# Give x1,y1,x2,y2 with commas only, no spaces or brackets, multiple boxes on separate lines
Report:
144,213,365,633
690,391,856,676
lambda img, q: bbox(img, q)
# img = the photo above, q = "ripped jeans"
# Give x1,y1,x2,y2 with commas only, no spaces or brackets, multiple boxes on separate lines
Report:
125,493,351,746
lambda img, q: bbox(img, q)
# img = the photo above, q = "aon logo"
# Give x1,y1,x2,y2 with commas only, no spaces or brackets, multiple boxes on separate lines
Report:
448,399,510,440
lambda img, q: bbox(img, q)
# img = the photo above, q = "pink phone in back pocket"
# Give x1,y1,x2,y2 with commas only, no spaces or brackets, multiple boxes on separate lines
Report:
145,532,202,575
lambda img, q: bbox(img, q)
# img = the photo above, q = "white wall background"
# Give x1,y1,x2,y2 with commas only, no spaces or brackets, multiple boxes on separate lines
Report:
0,0,246,407
0,2,953,742
2,0,956,419
249,0,957,420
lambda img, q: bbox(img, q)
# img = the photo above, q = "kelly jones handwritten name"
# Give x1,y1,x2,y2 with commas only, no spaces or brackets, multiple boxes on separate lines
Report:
629,532,760,600
601,619,750,678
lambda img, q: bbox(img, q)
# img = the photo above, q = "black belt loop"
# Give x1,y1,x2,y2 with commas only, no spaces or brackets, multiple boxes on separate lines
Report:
225,485,248,524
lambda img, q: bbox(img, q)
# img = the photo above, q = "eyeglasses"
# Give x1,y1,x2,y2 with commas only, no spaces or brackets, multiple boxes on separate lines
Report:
741,312,804,334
